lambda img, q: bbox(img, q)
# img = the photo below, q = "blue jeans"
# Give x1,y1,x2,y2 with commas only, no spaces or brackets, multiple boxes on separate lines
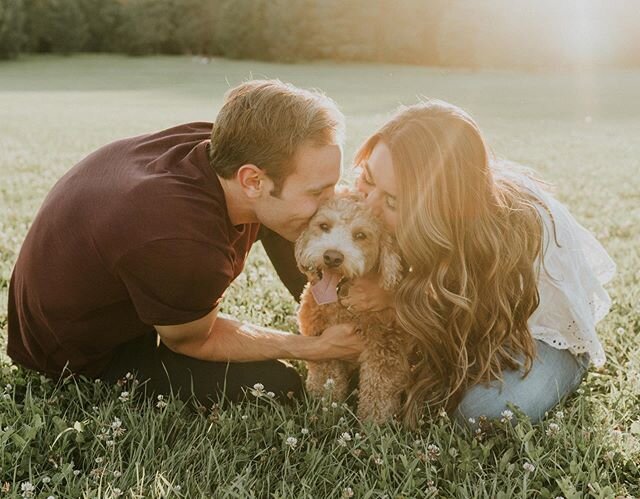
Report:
455,340,590,425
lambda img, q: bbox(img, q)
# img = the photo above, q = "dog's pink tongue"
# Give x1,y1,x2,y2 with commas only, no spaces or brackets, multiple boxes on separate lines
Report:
311,270,341,305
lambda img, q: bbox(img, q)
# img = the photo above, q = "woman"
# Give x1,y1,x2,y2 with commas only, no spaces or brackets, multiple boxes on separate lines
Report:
342,100,615,426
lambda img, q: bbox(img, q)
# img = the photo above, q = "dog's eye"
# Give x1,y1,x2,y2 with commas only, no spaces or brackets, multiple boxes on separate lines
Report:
354,232,367,240
319,223,331,232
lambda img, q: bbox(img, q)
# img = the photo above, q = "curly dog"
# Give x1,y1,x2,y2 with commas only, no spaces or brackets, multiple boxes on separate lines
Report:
295,192,411,424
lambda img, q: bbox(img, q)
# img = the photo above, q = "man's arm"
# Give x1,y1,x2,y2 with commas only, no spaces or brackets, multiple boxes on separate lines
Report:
155,308,363,363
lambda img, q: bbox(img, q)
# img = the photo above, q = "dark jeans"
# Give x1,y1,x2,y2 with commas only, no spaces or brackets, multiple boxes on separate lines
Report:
100,331,304,406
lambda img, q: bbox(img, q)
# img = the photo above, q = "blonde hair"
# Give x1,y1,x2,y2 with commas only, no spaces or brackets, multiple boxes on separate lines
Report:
355,100,546,426
209,79,345,197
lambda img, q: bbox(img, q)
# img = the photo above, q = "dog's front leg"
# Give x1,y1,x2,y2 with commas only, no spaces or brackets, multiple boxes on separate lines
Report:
306,360,351,401
357,347,408,424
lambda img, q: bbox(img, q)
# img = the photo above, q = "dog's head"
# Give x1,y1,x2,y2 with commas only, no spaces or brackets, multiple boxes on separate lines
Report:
295,192,403,297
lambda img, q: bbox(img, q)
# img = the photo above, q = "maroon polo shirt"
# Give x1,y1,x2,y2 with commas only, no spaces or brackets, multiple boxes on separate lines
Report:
7,122,259,377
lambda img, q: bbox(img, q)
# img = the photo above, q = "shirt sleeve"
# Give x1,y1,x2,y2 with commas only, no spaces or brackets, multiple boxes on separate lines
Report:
257,225,307,302
114,239,234,326
528,193,615,367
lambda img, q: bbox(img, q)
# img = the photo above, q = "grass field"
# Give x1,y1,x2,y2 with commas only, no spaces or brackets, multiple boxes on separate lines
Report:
0,55,639,498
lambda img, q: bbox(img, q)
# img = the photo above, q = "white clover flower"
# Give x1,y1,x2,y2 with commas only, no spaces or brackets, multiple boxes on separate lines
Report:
111,417,126,437
241,415,248,420
90,467,106,479
337,433,350,447
555,410,564,420
374,456,384,465
42,477,51,484
323,378,335,390
426,444,441,461
118,391,130,402
112,488,123,497
20,481,35,498
610,429,623,443
4,384,12,392
301,428,309,435
500,409,514,422
174,485,181,492
342,487,354,498
523,462,536,473
285,436,298,449
322,407,329,413
468,417,476,424
250,383,265,397
47,496,56,499
354,433,362,440
267,391,275,398
125,372,133,380
546,422,560,436
113,470,122,478
331,402,338,409
73,470,81,476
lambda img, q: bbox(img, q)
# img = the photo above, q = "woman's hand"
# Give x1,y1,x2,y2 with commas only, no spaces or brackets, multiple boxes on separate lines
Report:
340,273,394,313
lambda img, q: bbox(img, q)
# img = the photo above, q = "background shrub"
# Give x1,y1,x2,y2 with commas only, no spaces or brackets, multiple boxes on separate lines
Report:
1,0,638,69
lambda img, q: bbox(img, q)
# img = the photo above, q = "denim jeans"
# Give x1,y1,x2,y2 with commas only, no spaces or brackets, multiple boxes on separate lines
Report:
455,340,590,425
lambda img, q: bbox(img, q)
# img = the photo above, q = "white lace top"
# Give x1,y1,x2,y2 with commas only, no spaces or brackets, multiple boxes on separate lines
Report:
496,162,616,367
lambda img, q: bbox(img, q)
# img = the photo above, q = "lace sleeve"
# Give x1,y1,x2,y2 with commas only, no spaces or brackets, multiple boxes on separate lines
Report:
528,193,616,367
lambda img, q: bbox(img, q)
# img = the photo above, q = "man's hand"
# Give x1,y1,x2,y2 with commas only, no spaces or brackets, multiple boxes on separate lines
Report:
340,273,394,313
311,323,366,362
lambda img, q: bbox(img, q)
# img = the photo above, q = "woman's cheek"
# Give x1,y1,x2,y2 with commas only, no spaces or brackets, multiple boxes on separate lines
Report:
355,175,368,195
385,211,398,233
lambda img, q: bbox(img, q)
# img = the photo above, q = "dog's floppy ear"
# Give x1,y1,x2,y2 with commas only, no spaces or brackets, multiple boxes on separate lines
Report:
378,231,403,291
294,229,316,283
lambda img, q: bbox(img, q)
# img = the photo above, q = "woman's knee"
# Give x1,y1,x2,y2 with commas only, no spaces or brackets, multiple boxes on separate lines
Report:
454,342,589,426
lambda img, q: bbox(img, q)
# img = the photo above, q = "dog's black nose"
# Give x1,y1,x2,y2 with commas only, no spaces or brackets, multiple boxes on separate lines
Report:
323,250,344,268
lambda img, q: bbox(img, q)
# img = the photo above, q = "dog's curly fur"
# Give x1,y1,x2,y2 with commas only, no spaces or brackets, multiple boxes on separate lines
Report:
295,192,411,424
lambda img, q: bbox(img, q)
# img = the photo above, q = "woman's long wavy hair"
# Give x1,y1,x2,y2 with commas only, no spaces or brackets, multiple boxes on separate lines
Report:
355,100,547,427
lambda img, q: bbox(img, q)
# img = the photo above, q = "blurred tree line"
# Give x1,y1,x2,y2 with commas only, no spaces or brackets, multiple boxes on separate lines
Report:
1,0,638,67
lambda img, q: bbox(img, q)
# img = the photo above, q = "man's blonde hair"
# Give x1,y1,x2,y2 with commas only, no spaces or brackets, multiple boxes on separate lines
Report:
209,79,345,197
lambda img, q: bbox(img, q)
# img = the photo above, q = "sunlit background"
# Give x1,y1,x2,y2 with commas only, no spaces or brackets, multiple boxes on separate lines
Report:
1,0,639,70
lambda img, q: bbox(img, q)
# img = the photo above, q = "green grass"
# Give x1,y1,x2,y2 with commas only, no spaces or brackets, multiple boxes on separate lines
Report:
0,54,639,498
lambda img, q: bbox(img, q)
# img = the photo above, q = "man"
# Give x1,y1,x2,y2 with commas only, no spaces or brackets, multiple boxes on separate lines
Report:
7,80,364,404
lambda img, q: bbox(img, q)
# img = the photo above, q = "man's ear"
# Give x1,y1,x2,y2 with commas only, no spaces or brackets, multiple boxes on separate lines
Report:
236,164,266,198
